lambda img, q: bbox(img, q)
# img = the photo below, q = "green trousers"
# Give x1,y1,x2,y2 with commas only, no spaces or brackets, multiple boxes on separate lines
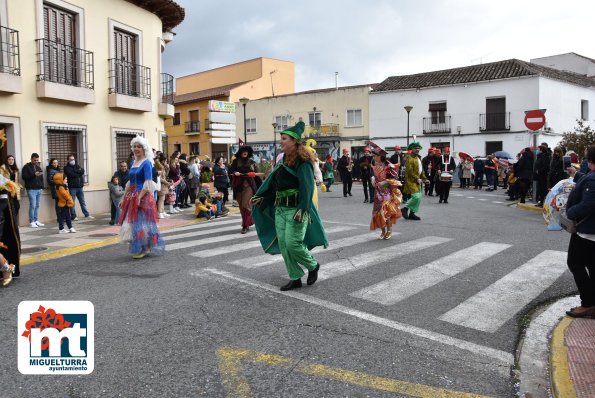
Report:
275,206,318,280
404,191,422,213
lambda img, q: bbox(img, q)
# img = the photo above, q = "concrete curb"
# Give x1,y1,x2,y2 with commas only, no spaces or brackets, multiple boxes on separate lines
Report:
516,203,545,213
21,208,241,266
550,317,577,398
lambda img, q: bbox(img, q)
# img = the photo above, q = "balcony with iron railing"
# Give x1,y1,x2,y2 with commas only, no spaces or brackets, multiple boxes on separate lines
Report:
108,58,151,112
158,72,175,118
35,38,94,103
0,25,21,93
185,121,200,135
423,115,451,134
480,112,510,131
307,123,340,138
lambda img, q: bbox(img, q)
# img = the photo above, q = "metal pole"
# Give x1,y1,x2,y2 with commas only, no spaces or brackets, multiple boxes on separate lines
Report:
274,130,277,160
406,111,410,146
243,103,247,144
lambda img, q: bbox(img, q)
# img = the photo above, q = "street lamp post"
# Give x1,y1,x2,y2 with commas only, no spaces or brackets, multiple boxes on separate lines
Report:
404,105,413,146
239,97,249,144
272,122,278,160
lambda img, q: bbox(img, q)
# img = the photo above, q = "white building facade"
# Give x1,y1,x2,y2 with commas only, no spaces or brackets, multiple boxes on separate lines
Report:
370,59,594,158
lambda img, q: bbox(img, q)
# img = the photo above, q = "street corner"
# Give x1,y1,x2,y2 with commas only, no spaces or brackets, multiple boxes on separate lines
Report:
216,346,492,398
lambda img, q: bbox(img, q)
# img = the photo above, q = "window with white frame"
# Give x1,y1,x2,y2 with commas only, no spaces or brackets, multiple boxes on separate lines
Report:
429,102,447,124
274,115,289,131
346,109,362,127
581,100,589,121
44,124,88,183
308,112,322,128
246,118,257,133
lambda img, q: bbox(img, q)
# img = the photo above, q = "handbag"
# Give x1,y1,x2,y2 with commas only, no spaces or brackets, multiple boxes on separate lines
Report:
559,210,587,234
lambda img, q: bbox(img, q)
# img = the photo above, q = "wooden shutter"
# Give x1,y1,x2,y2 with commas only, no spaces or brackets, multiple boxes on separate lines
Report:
43,4,76,84
114,29,137,95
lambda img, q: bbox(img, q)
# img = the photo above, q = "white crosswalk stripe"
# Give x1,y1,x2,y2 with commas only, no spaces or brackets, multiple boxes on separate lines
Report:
319,236,451,282
230,229,377,269
161,216,240,235
165,229,255,251
438,250,568,332
164,224,246,242
191,225,355,259
349,242,511,305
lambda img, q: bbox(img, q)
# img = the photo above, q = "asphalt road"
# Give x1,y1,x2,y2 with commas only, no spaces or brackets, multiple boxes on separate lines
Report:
0,183,575,397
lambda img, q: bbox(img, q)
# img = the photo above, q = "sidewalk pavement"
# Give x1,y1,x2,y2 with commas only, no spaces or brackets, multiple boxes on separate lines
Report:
550,314,595,398
20,207,239,266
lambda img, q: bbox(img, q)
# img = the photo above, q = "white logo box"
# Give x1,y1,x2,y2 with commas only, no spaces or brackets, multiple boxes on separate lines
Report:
18,301,94,375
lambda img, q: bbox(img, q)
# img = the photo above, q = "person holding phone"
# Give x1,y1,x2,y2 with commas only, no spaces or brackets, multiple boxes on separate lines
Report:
21,153,45,228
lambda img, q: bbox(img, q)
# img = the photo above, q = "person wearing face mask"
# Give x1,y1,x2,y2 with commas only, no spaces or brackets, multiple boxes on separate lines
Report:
63,154,94,221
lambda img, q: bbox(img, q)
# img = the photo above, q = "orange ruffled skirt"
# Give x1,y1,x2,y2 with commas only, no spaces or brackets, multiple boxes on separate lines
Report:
370,179,403,230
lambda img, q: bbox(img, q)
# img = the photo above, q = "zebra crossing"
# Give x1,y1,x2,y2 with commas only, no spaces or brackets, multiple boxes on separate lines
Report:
163,214,569,334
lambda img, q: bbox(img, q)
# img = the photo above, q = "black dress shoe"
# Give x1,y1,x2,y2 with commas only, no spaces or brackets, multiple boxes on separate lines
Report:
428,194,434,197
280,279,302,291
344,194,348,197
241,227,248,234
439,199,443,203
348,192,352,196
307,263,320,285
363,199,368,203
444,200,448,204
401,207,409,219
408,212,421,220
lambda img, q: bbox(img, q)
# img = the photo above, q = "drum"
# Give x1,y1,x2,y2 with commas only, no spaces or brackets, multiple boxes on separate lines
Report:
439,172,453,182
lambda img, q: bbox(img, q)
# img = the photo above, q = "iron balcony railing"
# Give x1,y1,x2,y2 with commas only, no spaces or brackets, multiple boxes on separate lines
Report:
160,72,174,105
0,26,20,75
423,115,451,134
36,38,94,88
480,112,510,131
108,58,150,99
185,121,200,134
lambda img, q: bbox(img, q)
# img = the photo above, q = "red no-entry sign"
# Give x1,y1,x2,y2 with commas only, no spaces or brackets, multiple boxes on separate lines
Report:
524,109,546,131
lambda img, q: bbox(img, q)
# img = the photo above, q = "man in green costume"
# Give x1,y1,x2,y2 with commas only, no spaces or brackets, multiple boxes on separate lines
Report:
251,121,328,291
401,142,428,221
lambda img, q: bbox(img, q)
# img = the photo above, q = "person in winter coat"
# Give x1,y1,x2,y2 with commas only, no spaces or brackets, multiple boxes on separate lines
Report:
213,156,230,205
53,172,76,234
21,153,45,227
513,148,535,203
564,145,595,318
46,158,61,223
548,146,567,189
63,154,93,220
323,155,335,192
108,176,124,224
533,143,552,206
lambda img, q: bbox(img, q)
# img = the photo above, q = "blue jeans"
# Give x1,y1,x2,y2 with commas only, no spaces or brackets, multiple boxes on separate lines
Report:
27,189,42,223
69,187,90,218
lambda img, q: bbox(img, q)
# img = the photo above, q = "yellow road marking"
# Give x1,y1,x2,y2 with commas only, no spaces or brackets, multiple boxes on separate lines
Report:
550,317,577,398
217,347,492,398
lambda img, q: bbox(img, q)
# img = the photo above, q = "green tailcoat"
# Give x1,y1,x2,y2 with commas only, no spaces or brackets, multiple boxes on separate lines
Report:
252,159,328,255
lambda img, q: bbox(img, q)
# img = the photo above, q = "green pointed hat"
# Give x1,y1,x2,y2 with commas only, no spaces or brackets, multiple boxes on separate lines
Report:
407,141,422,151
281,121,305,141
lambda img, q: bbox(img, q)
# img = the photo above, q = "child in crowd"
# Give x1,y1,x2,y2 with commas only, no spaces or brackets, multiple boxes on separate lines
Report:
194,183,229,219
108,176,124,224
53,172,76,234
195,196,216,220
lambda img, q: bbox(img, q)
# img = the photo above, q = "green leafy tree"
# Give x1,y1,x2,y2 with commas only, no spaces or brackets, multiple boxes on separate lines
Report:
559,119,595,158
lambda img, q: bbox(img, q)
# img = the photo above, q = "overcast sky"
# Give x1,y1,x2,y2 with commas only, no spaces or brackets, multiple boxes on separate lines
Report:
163,0,593,92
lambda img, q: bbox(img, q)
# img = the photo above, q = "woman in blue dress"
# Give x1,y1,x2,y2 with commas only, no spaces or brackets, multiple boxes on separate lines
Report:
118,136,165,259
